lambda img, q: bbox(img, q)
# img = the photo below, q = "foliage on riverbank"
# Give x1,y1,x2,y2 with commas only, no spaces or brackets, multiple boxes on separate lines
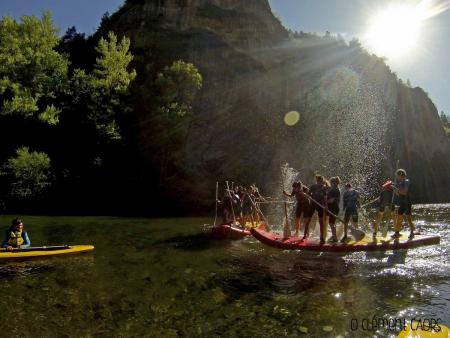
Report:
0,12,202,215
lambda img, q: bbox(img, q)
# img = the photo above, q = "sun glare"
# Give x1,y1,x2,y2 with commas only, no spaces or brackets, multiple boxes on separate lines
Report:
366,4,422,58
365,0,450,59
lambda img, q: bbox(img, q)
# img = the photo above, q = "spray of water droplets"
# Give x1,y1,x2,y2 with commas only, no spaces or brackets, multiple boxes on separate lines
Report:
267,66,396,231
290,66,392,197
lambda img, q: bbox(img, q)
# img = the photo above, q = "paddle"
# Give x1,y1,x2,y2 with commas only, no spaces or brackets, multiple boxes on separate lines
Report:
304,193,366,241
256,200,295,204
225,181,238,227
281,167,292,239
213,181,218,227
382,160,399,237
360,196,380,209
0,245,70,253
247,190,271,230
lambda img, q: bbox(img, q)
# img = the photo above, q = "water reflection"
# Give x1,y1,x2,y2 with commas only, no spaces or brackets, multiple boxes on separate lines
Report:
0,206,447,337
0,263,53,278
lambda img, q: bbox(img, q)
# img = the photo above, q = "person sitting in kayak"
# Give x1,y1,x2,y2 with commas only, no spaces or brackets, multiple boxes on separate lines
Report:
326,177,341,243
2,218,30,251
373,180,395,238
283,181,310,238
392,169,415,239
341,183,360,243
302,175,327,244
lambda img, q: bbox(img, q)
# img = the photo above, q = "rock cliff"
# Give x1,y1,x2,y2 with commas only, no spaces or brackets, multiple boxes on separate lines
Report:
100,0,450,210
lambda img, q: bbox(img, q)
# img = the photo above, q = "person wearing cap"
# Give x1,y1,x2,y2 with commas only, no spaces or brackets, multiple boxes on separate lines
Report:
391,169,415,239
2,218,31,251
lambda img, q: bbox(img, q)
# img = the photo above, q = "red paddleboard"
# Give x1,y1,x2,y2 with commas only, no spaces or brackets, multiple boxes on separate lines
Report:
211,223,262,239
251,226,440,252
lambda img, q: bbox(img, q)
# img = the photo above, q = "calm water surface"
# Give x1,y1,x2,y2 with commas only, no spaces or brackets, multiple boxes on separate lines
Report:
0,204,449,337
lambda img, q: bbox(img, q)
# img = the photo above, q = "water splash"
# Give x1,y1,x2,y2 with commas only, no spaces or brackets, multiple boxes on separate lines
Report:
265,163,298,230
292,66,392,201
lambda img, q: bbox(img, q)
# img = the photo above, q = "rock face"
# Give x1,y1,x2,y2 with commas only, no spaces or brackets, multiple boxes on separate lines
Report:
101,0,450,210
105,0,286,49
394,86,450,202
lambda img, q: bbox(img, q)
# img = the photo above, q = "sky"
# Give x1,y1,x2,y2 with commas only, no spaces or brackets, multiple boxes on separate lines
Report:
269,0,450,116
0,0,448,115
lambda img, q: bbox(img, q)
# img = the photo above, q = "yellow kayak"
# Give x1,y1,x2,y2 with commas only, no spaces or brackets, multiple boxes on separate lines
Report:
0,245,95,261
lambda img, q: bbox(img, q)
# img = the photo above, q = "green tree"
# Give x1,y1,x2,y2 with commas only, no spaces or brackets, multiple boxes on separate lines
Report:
0,12,68,125
153,60,202,183
2,147,51,198
441,112,450,139
441,111,449,128
72,31,136,139
155,60,202,118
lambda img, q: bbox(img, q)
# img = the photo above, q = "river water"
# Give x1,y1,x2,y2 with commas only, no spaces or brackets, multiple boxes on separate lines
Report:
0,204,448,337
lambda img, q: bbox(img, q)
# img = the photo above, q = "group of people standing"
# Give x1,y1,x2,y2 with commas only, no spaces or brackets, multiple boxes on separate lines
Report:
219,184,265,226
219,168,415,245
284,168,414,243
283,175,361,243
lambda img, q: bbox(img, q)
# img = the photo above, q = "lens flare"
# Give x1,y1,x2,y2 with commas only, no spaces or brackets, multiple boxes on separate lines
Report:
284,111,300,126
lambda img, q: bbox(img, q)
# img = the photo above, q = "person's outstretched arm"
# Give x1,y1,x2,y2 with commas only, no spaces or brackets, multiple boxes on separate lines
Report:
283,190,294,197
21,232,30,248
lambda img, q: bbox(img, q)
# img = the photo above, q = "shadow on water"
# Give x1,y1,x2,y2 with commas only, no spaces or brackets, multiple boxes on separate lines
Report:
153,232,242,251
365,249,407,265
386,250,408,265
216,252,351,300
0,263,54,278
0,254,95,279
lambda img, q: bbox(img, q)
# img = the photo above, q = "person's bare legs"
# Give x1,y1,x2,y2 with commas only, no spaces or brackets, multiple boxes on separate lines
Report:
407,214,415,238
302,218,311,240
341,221,349,242
329,222,337,242
374,211,383,234
392,213,403,239
319,217,325,244
249,213,255,227
394,214,402,232
294,217,301,237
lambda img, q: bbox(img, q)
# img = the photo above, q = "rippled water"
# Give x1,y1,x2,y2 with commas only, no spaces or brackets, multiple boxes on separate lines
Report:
0,204,448,337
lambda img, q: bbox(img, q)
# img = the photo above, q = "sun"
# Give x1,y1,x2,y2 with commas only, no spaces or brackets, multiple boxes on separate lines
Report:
365,4,423,58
